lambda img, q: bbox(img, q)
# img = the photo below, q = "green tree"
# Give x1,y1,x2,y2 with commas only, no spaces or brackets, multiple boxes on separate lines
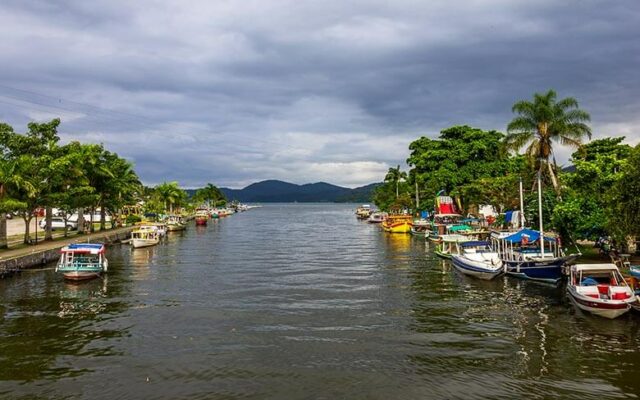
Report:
505,89,591,193
607,143,640,249
384,165,407,198
194,183,227,207
155,182,185,213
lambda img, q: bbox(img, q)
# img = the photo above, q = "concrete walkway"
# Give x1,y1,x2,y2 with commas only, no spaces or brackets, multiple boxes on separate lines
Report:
0,226,133,276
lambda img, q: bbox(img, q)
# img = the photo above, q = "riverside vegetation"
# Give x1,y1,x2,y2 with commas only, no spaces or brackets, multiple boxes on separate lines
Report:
373,90,640,251
0,119,226,249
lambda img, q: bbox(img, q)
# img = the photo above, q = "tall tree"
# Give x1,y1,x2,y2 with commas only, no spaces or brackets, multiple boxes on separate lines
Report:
384,165,407,198
155,182,185,213
505,90,591,193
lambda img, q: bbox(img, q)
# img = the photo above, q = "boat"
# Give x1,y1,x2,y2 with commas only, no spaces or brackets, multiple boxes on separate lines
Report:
165,215,186,231
567,263,636,319
434,234,471,258
131,225,161,248
492,229,579,284
410,224,430,237
195,209,209,226
381,214,413,233
355,205,372,219
56,243,108,281
451,241,503,280
368,211,387,223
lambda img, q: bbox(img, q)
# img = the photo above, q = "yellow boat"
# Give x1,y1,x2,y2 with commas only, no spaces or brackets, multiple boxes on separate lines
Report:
381,214,413,233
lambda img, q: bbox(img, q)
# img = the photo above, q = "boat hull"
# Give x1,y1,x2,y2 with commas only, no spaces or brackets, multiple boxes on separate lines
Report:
61,270,101,281
195,218,207,226
503,254,578,284
131,239,159,248
567,288,631,319
382,222,412,233
166,224,186,232
451,256,503,280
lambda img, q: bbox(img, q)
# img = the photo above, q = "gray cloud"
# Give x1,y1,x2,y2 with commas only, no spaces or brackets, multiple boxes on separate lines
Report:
0,0,638,188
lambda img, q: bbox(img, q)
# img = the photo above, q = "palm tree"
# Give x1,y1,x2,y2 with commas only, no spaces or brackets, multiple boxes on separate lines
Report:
385,165,407,198
155,182,184,213
505,89,591,193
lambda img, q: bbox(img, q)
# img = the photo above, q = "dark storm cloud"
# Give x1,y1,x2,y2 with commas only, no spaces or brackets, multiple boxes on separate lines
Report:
0,0,638,187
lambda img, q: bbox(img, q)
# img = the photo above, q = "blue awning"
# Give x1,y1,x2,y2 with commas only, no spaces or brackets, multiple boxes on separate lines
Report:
460,241,491,248
502,228,555,243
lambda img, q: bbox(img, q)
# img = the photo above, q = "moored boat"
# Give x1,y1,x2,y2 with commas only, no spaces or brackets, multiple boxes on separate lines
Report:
567,263,635,319
355,205,372,219
451,241,503,280
165,215,187,231
131,225,161,248
382,214,412,233
434,234,471,258
410,224,430,237
368,211,387,224
195,209,209,226
56,243,108,281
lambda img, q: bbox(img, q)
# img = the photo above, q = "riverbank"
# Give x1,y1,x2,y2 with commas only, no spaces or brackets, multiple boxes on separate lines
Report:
0,226,133,278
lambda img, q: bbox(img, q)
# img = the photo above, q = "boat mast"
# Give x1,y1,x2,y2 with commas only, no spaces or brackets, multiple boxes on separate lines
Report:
537,171,545,257
519,177,525,228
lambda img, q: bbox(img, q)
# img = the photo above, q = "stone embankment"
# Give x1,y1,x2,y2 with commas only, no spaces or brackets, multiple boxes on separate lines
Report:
0,227,133,278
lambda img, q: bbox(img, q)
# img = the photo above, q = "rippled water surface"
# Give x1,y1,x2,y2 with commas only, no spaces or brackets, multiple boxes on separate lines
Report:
1,204,640,399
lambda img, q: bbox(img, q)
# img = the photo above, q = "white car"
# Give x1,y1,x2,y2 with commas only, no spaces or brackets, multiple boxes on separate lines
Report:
39,217,78,230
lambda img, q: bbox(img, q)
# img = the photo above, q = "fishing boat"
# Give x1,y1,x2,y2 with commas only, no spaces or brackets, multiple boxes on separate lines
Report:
165,214,186,231
368,211,387,223
567,263,635,319
492,229,579,284
195,209,209,226
410,224,430,238
355,205,372,219
56,243,108,281
434,234,471,258
429,194,464,243
451,241,503,280
382,214,413,233
131,225,161,248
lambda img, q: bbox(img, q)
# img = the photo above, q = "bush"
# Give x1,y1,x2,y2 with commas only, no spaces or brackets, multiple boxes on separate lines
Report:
125,214,142,225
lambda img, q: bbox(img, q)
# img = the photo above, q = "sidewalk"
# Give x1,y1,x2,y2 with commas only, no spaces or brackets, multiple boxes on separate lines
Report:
0,226,133,262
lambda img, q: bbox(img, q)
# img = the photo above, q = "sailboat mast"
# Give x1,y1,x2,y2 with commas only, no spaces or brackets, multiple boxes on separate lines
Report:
519,177,525,228
537,171,545,257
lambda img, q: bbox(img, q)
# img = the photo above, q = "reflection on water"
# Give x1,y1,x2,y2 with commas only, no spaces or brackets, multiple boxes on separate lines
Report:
1,204,640,399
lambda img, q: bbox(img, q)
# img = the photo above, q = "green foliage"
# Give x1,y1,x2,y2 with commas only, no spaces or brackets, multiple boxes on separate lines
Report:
607,143,640,243
126,214,142,225
407,125,518,211
193,183,227,207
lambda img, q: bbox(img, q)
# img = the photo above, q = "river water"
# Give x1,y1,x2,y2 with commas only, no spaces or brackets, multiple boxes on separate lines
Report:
1,203,639,399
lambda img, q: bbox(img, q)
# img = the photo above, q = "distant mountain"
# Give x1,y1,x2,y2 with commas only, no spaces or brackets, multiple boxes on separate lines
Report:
219,180,381,203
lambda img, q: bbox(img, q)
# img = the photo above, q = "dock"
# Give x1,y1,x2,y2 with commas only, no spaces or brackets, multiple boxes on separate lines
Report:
0,226,134,278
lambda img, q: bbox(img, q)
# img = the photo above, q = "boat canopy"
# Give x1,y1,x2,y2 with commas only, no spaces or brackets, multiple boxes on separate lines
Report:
460,241,491,248
460,218,479,223
448,224,471,232
62,243,105,254
502,228,555,243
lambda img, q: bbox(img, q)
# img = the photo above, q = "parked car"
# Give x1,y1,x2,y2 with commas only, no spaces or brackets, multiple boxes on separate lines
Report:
39,217,78,230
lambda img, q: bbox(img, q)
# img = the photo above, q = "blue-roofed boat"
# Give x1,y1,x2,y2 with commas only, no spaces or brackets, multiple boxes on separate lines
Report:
491,228,579,284
451,241,503,280
56,243,108,281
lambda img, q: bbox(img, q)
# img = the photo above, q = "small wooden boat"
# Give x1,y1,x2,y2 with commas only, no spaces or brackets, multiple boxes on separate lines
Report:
382,214,412,233
567,264,635,319
56,243,108,281
165,215,187,231
195,210,209,226
410,224,430,238
451,241,503,280
434,234,471,258
355,205,372,219
131,225,161,248
368,212,387,223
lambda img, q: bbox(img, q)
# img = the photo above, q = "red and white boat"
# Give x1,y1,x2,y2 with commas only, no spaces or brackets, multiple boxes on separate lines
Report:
567,263,635,319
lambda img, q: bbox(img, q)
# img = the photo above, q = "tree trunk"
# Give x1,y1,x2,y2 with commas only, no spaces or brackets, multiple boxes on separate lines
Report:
77,207,85,235
396,181,399,198
90,207,95,233
547,162,560,195
22,214,32,244
100,207,106,231
0,215,7,249
45,206,53,241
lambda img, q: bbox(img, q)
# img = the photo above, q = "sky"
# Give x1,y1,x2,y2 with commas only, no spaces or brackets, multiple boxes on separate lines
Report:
0,0,638,189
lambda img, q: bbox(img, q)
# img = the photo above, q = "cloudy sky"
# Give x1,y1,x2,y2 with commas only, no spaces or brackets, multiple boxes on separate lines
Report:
0,0,638,188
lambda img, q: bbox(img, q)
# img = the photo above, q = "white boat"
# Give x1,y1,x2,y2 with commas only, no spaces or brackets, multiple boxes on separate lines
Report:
434,234,471,259
451,241,503,280
131,225,161,248
56,243,108,281
567,263,635,319
367,212,387,223
355,205,372,219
